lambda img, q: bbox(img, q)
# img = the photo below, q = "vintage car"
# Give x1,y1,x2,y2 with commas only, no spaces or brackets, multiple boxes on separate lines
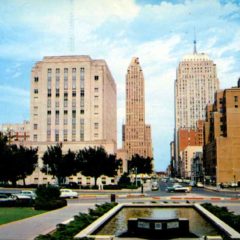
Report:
166,184,191,193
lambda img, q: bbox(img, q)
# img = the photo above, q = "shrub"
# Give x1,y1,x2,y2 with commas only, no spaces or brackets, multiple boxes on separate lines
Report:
103,184,122,190
35,199,67,211
202,203,240,232
35,202,117,240
34,185,66,210
36,185,60,200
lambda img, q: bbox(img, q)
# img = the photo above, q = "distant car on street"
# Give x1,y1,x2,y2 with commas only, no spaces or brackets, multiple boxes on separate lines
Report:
60,189,78,198
196,182,204,188
166,184,191,193
151,182,159,191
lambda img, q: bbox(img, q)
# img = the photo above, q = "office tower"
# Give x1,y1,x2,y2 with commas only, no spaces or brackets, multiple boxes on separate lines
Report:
30,55,116,152
123,57,153,159
174,41,219,175
204,84,240,185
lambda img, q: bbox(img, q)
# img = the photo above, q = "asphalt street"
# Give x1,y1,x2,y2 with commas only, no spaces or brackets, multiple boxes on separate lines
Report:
0,180,240,240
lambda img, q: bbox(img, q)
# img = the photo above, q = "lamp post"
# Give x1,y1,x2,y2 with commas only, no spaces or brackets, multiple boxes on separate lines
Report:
234,174,236,193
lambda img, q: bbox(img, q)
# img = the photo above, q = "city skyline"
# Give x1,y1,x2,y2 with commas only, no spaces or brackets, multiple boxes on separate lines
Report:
0,0,239,170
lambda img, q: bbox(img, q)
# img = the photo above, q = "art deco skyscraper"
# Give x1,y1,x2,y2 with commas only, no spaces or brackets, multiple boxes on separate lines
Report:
123,57,153,159
175,42,219,130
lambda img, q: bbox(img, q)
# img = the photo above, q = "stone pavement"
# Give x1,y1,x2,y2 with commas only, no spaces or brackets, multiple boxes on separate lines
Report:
0,203,95,240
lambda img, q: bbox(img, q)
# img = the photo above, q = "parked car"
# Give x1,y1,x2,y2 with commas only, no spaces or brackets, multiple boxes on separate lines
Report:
0,193,16,202
196,182,204,188
13,190,36,200
166,184,191,193
60,189,78,198
151,182,159,191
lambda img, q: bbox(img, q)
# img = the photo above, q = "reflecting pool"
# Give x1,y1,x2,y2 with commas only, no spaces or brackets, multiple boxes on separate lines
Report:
95,207,220,238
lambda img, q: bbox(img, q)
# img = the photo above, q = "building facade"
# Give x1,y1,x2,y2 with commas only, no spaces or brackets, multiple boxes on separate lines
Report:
30,55,116,149
0,121,30,143
181,145,202,178
123,57,153,159
203,83,240,185
174,44,219,175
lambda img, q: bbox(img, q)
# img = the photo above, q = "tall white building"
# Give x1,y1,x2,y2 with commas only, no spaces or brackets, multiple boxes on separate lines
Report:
30,55,116,152
175,47,219,130
174,42,219,175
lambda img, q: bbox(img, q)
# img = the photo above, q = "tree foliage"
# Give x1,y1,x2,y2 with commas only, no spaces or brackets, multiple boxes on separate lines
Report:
128,154,153,175
0,135,38,185
41,145,77,185
76,147,120,186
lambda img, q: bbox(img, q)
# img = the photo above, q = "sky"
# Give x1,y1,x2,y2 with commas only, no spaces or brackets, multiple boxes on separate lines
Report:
0,0,239,171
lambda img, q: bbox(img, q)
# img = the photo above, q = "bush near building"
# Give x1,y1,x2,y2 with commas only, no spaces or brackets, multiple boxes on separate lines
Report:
35,202,117,240
34,185,67,210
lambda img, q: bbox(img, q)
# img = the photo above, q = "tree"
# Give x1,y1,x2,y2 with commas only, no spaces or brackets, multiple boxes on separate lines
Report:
76,147,120,186
128,154,153,175
0,136,38,186
42,145,77,185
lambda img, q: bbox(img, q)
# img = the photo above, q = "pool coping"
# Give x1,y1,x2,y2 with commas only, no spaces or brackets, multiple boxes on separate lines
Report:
74,203,240,239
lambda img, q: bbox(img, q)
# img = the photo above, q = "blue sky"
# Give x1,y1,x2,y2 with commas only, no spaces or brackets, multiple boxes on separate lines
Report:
0,0,239,171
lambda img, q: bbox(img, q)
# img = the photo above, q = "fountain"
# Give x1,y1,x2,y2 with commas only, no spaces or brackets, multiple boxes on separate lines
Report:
74,203,240,239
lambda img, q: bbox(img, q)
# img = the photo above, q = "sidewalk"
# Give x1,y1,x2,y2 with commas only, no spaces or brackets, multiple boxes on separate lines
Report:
0,203,95,240
204,185,240,193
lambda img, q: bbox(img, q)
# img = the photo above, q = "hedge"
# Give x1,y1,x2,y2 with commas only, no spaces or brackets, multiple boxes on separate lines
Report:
35,202,117,240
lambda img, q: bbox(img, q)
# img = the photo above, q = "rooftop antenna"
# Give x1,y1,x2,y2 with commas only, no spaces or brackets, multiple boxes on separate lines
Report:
69,0,75,53
193,27,197,54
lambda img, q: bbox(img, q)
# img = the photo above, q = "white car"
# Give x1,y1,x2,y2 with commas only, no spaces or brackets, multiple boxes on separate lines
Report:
166,184,191,193
60,189,78,199
196,182,204,188
13,190,36,200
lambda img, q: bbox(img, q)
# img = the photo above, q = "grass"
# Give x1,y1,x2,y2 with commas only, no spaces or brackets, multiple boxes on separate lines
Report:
0,208,47,225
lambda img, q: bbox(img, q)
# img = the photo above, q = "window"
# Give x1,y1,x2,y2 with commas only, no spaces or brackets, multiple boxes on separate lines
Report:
55,111,59,125
94,88,99,93
48,89,51,97
55,129,59,142
80,118,84,141
94,75,99,81
64,117,68,125
80,89,84,96
72,91,76,97
34,89,38,94
63,129,68,142
47,110,51,115
55,101,59,108
34,77,39,82
64,92,68,97
34,124,38,130
47,130,51,141
56,89,60,97
234,96,238,102
47,117,51,125
33,134,37,141
72,99,76,108
94,122,99,129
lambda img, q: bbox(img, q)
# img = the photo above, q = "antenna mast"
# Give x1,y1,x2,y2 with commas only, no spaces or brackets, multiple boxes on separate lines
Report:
69,0,75,53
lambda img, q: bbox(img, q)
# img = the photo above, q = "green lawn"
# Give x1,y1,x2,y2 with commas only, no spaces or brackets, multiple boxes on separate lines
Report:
0,208,47,225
